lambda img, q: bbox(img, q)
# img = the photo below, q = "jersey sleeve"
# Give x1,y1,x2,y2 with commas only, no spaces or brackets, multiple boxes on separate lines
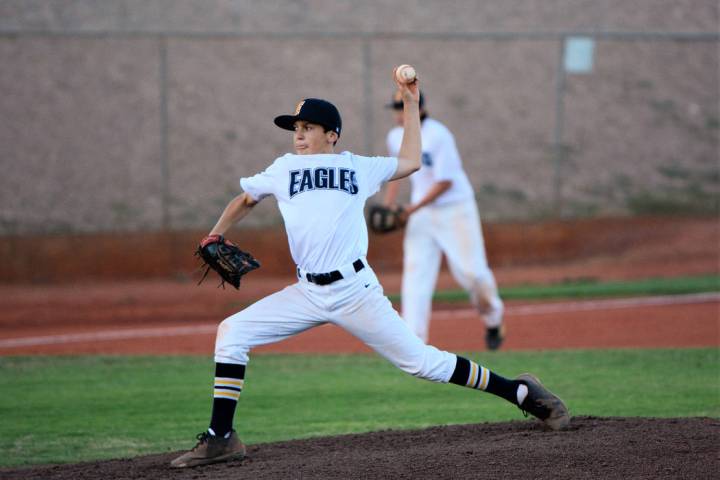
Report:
239,157,283,201
430,128,463,182
355,154,398,198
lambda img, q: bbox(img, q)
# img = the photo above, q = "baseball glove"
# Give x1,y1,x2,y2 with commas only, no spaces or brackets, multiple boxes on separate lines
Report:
368,204,406,234
196,234,260,289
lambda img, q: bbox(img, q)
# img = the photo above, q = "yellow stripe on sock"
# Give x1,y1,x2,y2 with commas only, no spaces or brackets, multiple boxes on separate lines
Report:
478,366,489,390
467,362,478,387
215,379,244,387
213,390,241,400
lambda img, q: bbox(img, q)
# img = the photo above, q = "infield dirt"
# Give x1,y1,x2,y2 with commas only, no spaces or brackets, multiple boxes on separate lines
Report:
2,417,717,479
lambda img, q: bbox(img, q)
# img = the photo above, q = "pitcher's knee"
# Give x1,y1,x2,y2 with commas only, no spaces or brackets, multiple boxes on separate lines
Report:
470,280,498,314
395,346,455,383
474,294,493,314
214,315,251,364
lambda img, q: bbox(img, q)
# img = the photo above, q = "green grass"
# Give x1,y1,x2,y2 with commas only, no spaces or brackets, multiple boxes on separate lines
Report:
388,274,720,303
1,349,718,467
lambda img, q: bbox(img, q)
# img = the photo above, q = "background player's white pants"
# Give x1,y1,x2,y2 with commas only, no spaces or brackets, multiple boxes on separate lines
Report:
215,261,457,383
402,198,504,342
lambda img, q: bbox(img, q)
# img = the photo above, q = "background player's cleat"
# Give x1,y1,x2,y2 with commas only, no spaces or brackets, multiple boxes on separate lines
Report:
485,324,505,350
170,430,246,468
515,373,570,430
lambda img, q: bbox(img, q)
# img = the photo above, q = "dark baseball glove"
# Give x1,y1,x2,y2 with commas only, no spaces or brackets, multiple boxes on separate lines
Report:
368,204,406,234
196,234,260,289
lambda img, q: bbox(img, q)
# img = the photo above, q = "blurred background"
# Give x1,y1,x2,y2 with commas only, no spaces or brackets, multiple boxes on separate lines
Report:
0,0,718,282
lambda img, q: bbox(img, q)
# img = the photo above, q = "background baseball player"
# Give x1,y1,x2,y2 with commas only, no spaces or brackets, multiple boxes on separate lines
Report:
171,68,568,468
382,90,506,350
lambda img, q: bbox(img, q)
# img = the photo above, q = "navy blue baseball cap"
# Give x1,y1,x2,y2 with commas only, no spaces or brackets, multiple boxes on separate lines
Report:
274,98,342,137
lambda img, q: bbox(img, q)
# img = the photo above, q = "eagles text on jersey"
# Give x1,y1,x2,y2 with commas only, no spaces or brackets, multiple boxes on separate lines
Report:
289,167,359,198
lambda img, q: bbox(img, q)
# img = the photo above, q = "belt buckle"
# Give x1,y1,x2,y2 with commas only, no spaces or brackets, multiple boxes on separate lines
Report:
307,272,335,285
306,272,325,285
303,262,361,286
317,273,332,285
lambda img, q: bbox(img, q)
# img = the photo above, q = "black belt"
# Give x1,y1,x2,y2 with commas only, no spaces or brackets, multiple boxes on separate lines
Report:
299,259,365,286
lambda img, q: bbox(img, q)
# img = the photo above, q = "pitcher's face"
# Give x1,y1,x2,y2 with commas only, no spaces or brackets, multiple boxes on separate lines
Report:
293,121,336,155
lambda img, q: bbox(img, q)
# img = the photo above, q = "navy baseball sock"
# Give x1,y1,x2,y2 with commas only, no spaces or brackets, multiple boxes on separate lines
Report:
449,356,523,405
208,363,246,437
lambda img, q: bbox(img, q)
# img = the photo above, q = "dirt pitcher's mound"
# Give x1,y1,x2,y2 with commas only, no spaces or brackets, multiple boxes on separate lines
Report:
3,417,718,480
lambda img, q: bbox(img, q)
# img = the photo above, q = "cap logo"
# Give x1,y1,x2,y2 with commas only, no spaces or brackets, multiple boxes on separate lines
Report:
294,100,305,115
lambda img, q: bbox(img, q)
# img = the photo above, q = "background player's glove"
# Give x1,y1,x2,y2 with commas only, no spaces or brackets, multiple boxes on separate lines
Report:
196,234,260,289
368,204,406,234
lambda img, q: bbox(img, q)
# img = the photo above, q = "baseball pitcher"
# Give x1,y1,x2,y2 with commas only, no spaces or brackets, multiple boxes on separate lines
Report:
171,67,569,468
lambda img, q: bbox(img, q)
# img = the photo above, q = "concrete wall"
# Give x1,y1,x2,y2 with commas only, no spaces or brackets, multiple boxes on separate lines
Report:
3,217,715,284
0,1,718,235
2,1,716,34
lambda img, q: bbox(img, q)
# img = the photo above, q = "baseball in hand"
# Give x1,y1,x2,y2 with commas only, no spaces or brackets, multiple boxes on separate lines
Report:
395,64,417,84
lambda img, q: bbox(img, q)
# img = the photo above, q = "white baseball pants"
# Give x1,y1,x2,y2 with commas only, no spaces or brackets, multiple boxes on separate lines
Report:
215,260,457,383
401,198,504,342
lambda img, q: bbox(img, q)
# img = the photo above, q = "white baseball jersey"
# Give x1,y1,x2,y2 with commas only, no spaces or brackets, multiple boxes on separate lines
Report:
386,117,504,342
216,149,458,382
240,151,397,273
386,117,474,206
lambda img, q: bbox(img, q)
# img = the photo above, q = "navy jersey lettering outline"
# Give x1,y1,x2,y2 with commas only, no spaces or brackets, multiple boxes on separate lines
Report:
289,167,359,198
299,169,314,192
289,169,301,197
314,167,329,188
328,167,339,189
339,168,351,192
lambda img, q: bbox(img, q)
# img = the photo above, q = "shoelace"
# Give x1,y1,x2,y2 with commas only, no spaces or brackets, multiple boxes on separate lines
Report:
191,432,211,450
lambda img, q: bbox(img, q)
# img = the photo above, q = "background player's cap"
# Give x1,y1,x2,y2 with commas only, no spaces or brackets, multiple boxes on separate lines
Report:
274,98,342,137
386,90,425,110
